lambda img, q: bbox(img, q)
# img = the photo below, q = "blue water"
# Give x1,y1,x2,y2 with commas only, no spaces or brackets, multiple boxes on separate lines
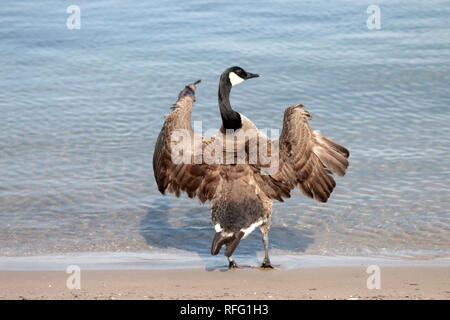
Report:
0,1,449,262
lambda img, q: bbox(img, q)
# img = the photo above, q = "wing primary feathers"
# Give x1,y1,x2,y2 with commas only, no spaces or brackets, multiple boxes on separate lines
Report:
277,104,349,203
154,81,349,205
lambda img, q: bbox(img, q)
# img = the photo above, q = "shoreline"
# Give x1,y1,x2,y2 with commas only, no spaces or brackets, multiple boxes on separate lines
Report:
0,252,448,300
0,266,448,300
0,251,449,271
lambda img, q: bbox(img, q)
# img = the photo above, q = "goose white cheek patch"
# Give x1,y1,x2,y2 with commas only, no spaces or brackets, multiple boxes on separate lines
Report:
229,72,245,86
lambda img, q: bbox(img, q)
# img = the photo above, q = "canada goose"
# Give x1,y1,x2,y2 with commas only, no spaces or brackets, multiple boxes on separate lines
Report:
153,66,349,269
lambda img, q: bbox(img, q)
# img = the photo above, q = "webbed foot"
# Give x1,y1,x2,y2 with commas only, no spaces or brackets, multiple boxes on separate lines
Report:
228,260,241,269
260,258,274,269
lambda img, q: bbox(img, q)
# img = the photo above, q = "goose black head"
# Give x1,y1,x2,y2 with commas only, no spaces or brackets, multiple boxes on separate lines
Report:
218,66,259,131
223,66,259,87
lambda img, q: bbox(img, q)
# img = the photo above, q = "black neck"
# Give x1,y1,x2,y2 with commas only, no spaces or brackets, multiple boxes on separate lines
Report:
218,74,242,131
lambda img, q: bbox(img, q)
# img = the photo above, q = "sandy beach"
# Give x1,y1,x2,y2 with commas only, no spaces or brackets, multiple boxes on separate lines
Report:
0,266,448,300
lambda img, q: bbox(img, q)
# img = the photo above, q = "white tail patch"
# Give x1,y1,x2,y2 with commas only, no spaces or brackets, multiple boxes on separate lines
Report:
216,220,265,239
215,224,233,237
229,72,245,86
241,219,265,239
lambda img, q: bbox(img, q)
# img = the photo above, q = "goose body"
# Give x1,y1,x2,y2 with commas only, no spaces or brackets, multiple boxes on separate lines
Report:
153,67,349,268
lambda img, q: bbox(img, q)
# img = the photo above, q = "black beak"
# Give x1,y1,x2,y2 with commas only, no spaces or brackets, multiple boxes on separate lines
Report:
246,72,259,79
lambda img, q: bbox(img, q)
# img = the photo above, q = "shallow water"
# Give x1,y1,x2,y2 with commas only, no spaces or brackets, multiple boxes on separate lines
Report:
0,1,449,261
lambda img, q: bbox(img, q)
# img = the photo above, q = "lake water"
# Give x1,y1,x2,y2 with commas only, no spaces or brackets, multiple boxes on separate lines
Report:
0,1,449,266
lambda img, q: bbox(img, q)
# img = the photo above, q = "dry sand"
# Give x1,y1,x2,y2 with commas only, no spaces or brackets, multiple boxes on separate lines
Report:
0,266,449,300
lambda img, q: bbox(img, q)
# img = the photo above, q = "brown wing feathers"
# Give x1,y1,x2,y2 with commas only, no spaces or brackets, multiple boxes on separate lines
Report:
153,80,219,202
312,130,349,176
279,104,349,203
154,83,349,204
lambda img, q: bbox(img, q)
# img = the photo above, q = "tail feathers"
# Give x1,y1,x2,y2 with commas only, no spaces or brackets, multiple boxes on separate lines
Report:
211,232,228,255
211,231,244,257
224,232,244,257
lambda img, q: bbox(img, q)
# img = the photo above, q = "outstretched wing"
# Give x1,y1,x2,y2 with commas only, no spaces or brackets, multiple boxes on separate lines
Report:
272,104,349,202
154,82,348,204
153,81,223,203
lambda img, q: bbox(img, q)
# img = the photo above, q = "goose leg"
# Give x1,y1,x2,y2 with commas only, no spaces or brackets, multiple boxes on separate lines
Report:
260,222,274,269
227,256,239,269
261,233,273,268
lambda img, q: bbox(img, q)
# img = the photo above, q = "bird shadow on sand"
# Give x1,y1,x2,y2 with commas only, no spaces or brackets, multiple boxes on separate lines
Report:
140,196,314,272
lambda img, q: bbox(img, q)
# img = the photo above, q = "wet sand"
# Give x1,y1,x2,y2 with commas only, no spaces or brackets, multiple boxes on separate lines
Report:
0,266,448,300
